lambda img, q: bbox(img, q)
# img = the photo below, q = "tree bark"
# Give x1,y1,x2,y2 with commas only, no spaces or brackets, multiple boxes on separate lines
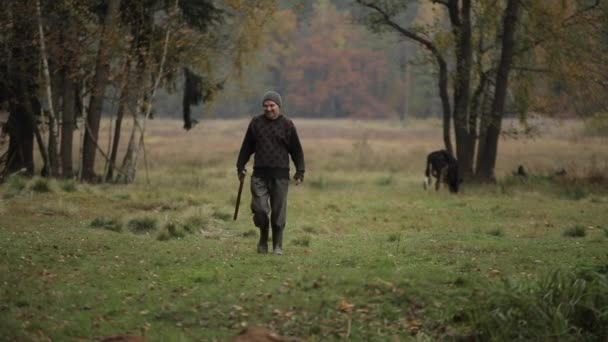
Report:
476,0,521,181
449,0,474,179
4,1,46,177
60,68,76,178
81,0,121,182
106,56,132,182
126,0,177,183
37,0,60,177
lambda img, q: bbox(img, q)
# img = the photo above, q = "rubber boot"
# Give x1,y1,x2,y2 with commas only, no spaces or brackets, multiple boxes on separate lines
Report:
254,212,269,254
272,225,284,255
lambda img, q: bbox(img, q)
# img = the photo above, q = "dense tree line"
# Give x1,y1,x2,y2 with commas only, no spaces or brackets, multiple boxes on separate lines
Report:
0,0,274,182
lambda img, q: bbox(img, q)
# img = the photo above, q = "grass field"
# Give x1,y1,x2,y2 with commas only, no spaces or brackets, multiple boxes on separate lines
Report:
1,118,607,341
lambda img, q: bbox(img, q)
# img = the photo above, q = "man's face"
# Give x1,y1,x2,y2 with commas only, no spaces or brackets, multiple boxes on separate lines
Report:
263,100,280,120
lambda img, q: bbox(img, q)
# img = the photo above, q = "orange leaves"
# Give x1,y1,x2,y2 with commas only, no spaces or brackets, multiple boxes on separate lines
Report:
338,298,355,313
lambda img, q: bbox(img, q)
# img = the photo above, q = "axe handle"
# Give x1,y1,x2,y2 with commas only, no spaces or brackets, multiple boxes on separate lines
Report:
233,178,244,220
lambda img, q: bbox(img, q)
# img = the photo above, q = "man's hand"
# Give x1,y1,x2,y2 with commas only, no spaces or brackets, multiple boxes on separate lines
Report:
237,169,247,182
293,172,304,185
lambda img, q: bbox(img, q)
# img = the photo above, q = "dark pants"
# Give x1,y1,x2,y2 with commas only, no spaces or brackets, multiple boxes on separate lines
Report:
250,176,289,251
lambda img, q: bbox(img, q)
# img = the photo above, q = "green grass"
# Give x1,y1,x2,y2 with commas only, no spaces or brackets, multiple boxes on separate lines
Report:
1,119,608,341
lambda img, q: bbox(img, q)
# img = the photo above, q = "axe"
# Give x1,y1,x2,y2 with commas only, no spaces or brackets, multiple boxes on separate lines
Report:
233,176,245,220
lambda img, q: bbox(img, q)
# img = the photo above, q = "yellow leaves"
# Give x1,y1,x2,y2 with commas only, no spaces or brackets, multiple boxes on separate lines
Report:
407,318,423,334
414,1,445,27
338,298,354,313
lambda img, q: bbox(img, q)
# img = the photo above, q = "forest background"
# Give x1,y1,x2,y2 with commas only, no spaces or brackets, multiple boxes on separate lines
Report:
2,0,606,184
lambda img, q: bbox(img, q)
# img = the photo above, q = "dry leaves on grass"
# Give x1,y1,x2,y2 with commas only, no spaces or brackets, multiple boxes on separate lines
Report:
337,299,355,313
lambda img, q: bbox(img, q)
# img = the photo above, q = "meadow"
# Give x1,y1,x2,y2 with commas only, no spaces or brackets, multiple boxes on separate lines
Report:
1,118,607,341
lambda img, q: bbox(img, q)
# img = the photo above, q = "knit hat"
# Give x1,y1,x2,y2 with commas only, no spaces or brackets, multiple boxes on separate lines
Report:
262,91,282,107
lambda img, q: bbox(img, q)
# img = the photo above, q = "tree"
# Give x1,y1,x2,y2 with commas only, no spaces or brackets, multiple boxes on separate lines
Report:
81,0,121,182
1,1,47,178
1,0,276,183
357,0,607,181
285,0,396,118
475,0,520,180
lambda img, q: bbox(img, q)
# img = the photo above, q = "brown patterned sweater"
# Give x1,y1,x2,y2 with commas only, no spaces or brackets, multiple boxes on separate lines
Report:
236,114,305,180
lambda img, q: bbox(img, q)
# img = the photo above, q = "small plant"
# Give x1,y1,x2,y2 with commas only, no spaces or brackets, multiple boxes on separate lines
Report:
375,174,393,187
29,177,52,193
487,228,504,237
309,176,326,190
182,215,208,233
583,112,608,137
6,174,27,192
242,229,257,238
563,225,586,238
113,192,131,200
211,210,231,221
89,217,122,232
157,221,185,241
292,235,311,247
387,233,401,242
59,180,78,192
559,185,587,200
302,226,318,234
127,216,158,233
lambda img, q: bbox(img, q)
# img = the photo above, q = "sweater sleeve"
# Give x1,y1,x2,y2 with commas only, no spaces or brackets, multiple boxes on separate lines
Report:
236,121,255,171
288,124,305,175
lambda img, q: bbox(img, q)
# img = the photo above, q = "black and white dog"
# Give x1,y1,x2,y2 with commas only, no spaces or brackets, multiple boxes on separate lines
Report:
424,150,460,193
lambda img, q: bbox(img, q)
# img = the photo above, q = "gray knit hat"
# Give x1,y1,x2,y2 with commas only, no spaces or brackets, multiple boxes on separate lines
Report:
262,90,282,107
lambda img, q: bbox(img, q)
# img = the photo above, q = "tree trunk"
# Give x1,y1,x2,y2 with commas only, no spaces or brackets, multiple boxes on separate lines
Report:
127,0,177,183
81,0,121,182
60,68,76,178
476,0,521,181
36,0,60,177
106,56,133,182
4,1,46,177
449,0,474,179
5,107,35,176
438,59,453,155
117,118,137,183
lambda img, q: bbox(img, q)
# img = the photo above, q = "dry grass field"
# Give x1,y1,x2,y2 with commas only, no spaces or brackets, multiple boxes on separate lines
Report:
1,118,607,341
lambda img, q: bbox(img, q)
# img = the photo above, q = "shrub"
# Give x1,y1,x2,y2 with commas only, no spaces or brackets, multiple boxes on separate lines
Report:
157,221,185,241
60,180,78,192
558,185,587,201
29,177,52,193
182,215,209,233
487,228,504,237
309,176,327,190
211,210,232,221
302,226,318,234
583,112,608,137
375,174,394,187
6,174,27,192
127,216,158,233
563,225,586,238
387,233,401,242
292,235,311,247
242,229,257,238
89,217,122,232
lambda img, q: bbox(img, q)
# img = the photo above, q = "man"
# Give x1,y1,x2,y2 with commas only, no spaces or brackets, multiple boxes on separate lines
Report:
236,91,305,255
